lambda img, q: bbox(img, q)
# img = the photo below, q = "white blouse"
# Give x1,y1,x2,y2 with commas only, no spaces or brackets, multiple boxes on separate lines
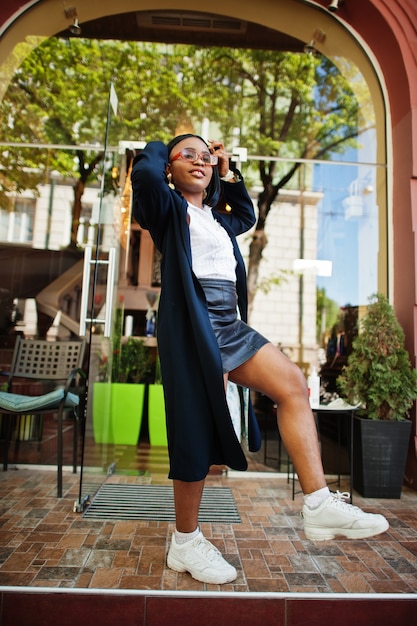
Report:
188,203,236,282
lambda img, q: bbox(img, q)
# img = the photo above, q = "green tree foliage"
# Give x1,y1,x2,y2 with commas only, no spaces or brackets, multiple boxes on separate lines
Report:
195,48,366,309
0,38,231,244
0,38,364,301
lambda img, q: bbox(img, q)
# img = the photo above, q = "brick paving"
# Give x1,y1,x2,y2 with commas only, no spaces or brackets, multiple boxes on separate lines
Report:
1,460,417,594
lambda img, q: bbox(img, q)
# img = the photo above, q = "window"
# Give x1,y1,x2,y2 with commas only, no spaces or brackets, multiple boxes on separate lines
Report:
0,198,35,244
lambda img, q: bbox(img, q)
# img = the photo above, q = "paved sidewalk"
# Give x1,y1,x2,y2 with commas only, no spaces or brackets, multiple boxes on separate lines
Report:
1,467,416,593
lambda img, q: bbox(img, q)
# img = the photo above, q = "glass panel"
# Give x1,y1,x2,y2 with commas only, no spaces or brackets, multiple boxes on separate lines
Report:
75,101,152,508
0,135,385,492
247,144,385,398
0,19,386,505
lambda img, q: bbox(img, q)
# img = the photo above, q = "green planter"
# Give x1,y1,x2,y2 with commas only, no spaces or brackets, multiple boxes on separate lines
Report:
148,384,168,447
353,416,412,498
93,382,145,445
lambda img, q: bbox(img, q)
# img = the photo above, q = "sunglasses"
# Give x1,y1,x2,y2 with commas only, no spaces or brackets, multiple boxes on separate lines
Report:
170,147,218,166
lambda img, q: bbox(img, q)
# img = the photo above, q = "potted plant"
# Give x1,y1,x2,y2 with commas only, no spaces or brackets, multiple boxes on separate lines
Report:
147,352,168,447
93,308,151,445
338,293,417,498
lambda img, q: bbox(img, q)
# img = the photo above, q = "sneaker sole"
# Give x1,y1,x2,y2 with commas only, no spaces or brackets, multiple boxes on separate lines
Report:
167,553,237,584
304,519,389,541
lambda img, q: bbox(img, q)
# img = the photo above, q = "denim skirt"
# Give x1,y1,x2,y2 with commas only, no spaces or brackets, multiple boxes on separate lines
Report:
199,278,269,373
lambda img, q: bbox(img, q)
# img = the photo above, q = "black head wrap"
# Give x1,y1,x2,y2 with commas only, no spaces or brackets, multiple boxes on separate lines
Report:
166,133,221,208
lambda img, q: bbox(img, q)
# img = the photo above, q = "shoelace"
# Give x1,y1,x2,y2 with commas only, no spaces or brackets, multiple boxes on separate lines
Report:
329,490,366,515
194,536,222,563
332,490,351,502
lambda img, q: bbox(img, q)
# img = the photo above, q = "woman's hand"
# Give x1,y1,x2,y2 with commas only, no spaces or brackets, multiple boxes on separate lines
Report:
208,140,230,178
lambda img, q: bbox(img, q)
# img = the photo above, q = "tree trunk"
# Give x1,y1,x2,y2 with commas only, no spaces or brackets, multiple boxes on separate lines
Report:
247,228,268,316
246,162,301,319
247,182,278,317
71,178,86,247
70,151,104,247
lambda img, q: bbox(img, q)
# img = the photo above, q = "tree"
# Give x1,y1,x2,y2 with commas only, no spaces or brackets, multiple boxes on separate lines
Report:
193,48,369,311
0,38,232,245
1,39,365,311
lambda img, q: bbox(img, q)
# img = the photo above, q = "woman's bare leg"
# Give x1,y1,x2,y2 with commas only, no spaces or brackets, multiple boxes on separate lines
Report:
173,479,205,532
230,343,326,495
170,346,387,556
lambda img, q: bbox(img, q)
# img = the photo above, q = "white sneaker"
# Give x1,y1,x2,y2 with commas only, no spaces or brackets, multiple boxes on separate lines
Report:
167,531,237,584
302,491,389,541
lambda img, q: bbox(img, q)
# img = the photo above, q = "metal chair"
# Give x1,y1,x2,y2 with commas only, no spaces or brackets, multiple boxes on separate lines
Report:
0,337,86,496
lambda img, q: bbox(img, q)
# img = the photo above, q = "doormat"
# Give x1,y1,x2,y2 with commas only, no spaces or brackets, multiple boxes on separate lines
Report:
83,484,241,523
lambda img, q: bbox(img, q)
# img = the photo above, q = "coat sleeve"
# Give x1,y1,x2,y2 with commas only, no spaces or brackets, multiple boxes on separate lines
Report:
215,174,257,236
131,141,176,250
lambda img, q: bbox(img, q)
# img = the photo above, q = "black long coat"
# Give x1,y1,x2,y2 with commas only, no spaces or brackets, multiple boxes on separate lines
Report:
131,141,262,481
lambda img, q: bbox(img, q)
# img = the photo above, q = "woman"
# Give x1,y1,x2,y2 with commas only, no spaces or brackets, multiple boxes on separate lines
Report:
131,134,388,585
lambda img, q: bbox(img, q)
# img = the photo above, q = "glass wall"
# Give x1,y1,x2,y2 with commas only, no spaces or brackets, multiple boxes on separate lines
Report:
247,154,384,373
0,13,387,497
